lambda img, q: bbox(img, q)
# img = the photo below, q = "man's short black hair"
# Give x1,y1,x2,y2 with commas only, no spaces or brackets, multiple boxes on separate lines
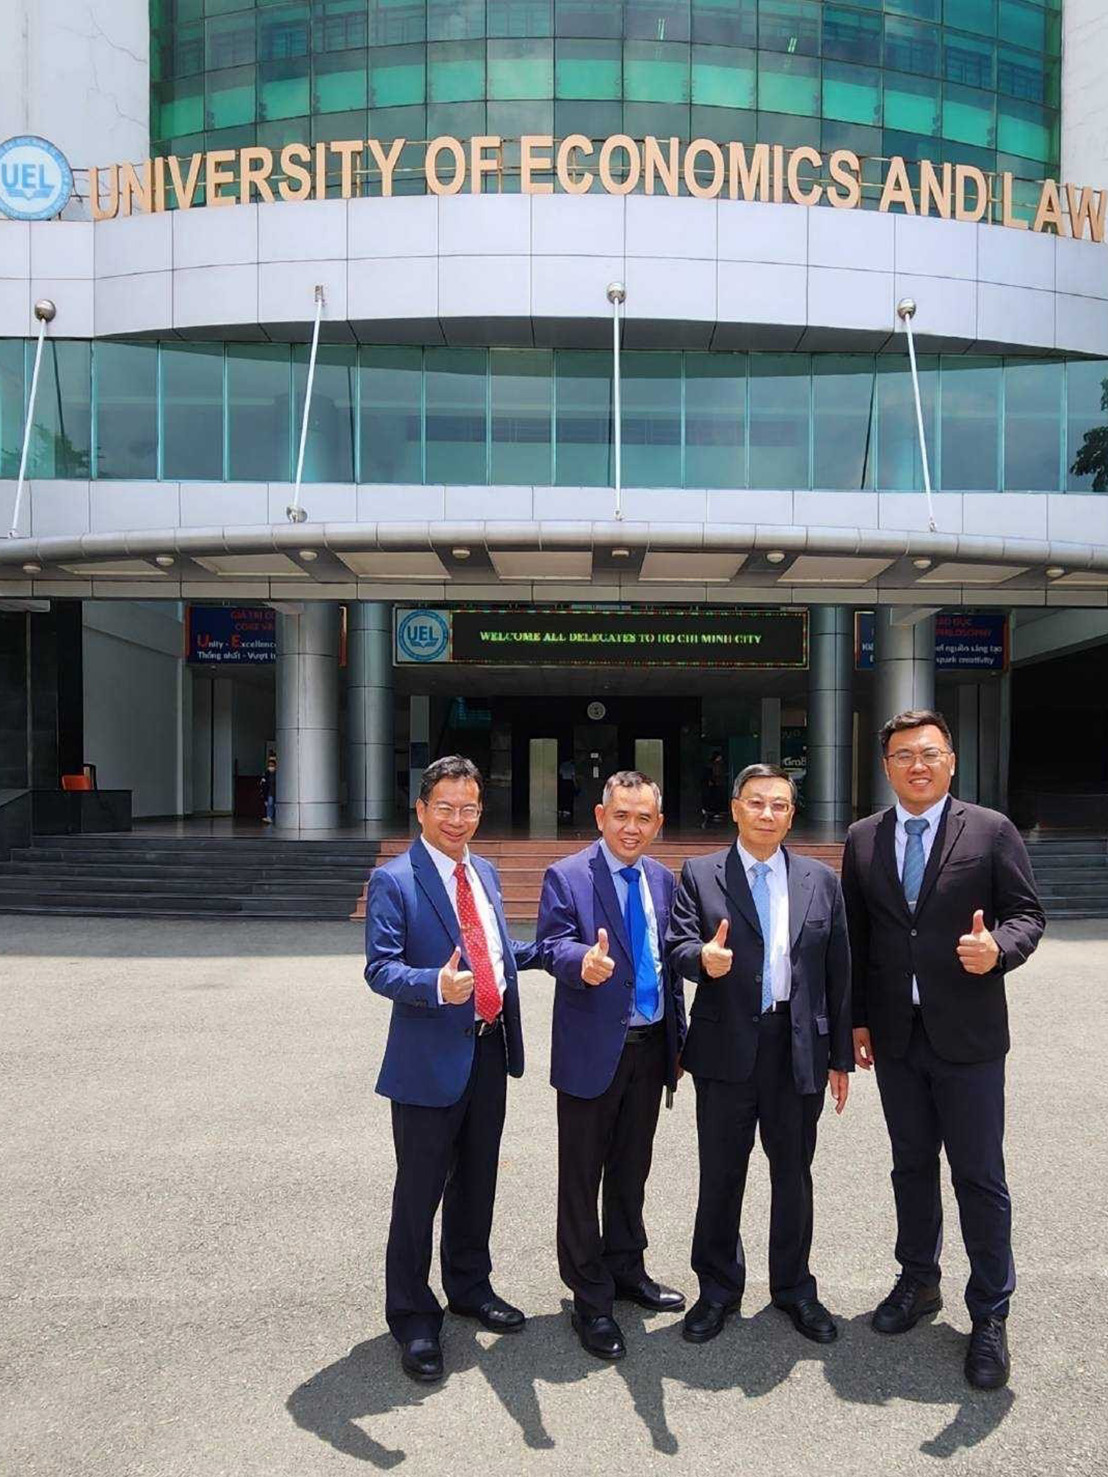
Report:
879,709,953,754
601,769,662,809
732,762,797,804
419,755,484,804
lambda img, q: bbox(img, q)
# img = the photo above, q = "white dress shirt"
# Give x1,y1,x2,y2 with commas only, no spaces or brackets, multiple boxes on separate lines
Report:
894,794,949,1005
599,839,664,1026
736,840,791,1004
423,838,505,1012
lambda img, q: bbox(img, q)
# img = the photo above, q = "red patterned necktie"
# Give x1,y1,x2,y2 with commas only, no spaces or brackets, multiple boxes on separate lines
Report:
453,862,501,1023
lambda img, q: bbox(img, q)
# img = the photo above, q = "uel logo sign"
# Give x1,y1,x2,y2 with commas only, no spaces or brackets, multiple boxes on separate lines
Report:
396,609,450,663
0,136,73,220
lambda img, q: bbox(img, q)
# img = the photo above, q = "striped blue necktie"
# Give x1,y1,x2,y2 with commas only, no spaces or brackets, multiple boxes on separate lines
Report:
903,818,929,906
750,861,774,1014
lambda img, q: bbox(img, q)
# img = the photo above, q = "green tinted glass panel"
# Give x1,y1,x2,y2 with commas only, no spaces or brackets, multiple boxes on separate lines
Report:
886,0,938,19
692,0,756,46
314,50,368,112
822,61,881,126
206,65,256,127
94,343,157,480
758,52,820,116
206,14,255,68
260,60,310,120
554,38,621,98
997,97,1052,162
944,32,994,90
997,46,1053,106
294,345,355,482
370,45,426,106
428,0,485,42
228,344,291,481
555,352,611,487
491,349,552,484
428,42,485,103
370,0,426,46
156,78,205,137
940,358,1000,490
163,343,224,480
944,0,995,37
691,46,755,109
624,42,690,103
360,347,423,483
876,356,936,491
822,6,881,65
758,1,820,56
749,356,809,489
622,353,682,489
314,0,368,52
0,340,24,480
26,342,91,480
1066,359,1108,493
555,1,622,39
488,2,553,39
883,16,938,75
685,353,745,489
813,357,875,489
425,348,487,484
943,82,995,147
1003,359,1061,491
259,4,309,61
1000,2,1048,51
626,1,692,43
488,39,554,99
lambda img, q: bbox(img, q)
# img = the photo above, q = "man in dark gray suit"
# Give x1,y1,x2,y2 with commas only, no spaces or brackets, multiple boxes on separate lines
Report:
666,763,852,1346
841,709,1045,1391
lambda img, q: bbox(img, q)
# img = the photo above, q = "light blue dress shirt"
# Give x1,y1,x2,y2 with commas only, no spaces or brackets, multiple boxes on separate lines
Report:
600,839,664,1026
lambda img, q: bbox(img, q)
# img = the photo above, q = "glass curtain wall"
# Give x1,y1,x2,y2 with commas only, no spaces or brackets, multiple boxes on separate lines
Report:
2,340,1106,493
150,1,1061,189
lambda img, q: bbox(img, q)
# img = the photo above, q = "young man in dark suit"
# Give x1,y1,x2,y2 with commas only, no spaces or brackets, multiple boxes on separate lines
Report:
666,763,852,1347
365,756,538,1384
841,709,1045,1390
537,770,687,1361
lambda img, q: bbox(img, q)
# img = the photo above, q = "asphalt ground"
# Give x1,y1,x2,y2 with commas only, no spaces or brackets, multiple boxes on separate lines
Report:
1,916,1105,1477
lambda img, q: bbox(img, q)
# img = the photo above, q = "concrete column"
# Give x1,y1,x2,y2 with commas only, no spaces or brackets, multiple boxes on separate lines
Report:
276,603,340,830
806,606,853,829
871,608,935,809
347,601,394,824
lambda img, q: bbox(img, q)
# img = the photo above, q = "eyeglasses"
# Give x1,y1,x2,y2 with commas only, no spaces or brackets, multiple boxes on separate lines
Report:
886,746,952,768
429,803,481,821
738,797,793,816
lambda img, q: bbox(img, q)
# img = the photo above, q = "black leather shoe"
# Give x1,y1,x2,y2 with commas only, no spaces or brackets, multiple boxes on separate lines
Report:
682,1295,741,1344
965,1317,1010,1390
400,1337,443,1383
614,1277,686,1313
774,1297,838,1344
448,1294,526,1333
871,1272,943,1334
571,1311,626,1360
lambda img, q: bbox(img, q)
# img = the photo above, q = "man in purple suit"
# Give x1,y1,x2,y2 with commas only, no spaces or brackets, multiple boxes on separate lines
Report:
537,770,687,1361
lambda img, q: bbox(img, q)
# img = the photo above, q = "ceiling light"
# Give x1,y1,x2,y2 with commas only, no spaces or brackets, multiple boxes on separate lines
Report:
912,557,932,571
21,562,42,574
765,550,787,565
451,547,471,560
611,547,631,558
1045,566,1066,578
154,554,175,568
298,549,319,562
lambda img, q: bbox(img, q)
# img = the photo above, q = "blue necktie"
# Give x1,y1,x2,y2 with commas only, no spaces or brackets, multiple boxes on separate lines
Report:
750,861,774,1014
903,818,929,906
618,866,659,1021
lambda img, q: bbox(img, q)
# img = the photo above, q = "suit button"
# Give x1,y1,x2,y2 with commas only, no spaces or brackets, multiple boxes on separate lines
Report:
754,973,762,984
910,928,918,937
621,1016,629,1026
464,1026,473,1037
625,980,633,988
751,1015,760,1025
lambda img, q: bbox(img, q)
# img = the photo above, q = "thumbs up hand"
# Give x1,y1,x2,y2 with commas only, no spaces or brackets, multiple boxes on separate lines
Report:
956,908,1000,975
701,917,733,979
581,927,616,987
439,945,475,1003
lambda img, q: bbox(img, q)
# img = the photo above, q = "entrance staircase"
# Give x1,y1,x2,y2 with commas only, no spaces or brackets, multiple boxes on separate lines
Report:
1025,834,1108,920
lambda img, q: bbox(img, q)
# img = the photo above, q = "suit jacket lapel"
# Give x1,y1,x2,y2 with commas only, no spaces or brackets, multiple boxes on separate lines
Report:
411,836,461,945
914,798,963,916
589,843,633,966
721,844,762,939
643,857,670,940
784,848,814,950
875,807,909,918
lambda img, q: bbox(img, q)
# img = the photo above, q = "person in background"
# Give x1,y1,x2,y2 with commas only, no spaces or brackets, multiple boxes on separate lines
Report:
261,755,277,824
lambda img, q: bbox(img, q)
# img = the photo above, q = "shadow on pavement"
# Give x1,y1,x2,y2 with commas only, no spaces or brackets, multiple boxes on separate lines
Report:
287,1303,1014,1465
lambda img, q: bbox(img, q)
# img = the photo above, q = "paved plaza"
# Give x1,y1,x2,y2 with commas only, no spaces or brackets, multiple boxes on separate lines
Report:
1,915,1105,1477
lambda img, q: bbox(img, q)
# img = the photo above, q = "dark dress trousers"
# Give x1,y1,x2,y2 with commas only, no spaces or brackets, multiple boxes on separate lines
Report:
840,797,1045,1320
666,845,852,1307
537,841,686,1317
365,837,538,1342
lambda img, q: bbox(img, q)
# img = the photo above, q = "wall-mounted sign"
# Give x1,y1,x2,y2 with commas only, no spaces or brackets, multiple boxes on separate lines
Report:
855,610,1008,672
0,135,73,221
395,606,808,668
187,605,276,664
84,135,1106,245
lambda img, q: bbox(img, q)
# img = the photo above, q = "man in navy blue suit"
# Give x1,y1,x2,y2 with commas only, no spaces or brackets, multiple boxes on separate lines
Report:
666,763,852,1347
365,755,538,1384
537,770,687,1361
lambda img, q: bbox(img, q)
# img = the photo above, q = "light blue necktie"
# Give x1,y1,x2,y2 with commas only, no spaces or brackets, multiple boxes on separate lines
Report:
618,866,660,1021
903,817,929,907
750,861,774,1014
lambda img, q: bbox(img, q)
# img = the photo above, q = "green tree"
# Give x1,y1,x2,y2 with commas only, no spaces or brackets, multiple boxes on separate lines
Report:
1070,376,1108,491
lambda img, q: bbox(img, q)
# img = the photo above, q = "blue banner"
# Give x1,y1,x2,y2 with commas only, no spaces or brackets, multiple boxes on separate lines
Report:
187,606,276,665
855,610,1007,672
